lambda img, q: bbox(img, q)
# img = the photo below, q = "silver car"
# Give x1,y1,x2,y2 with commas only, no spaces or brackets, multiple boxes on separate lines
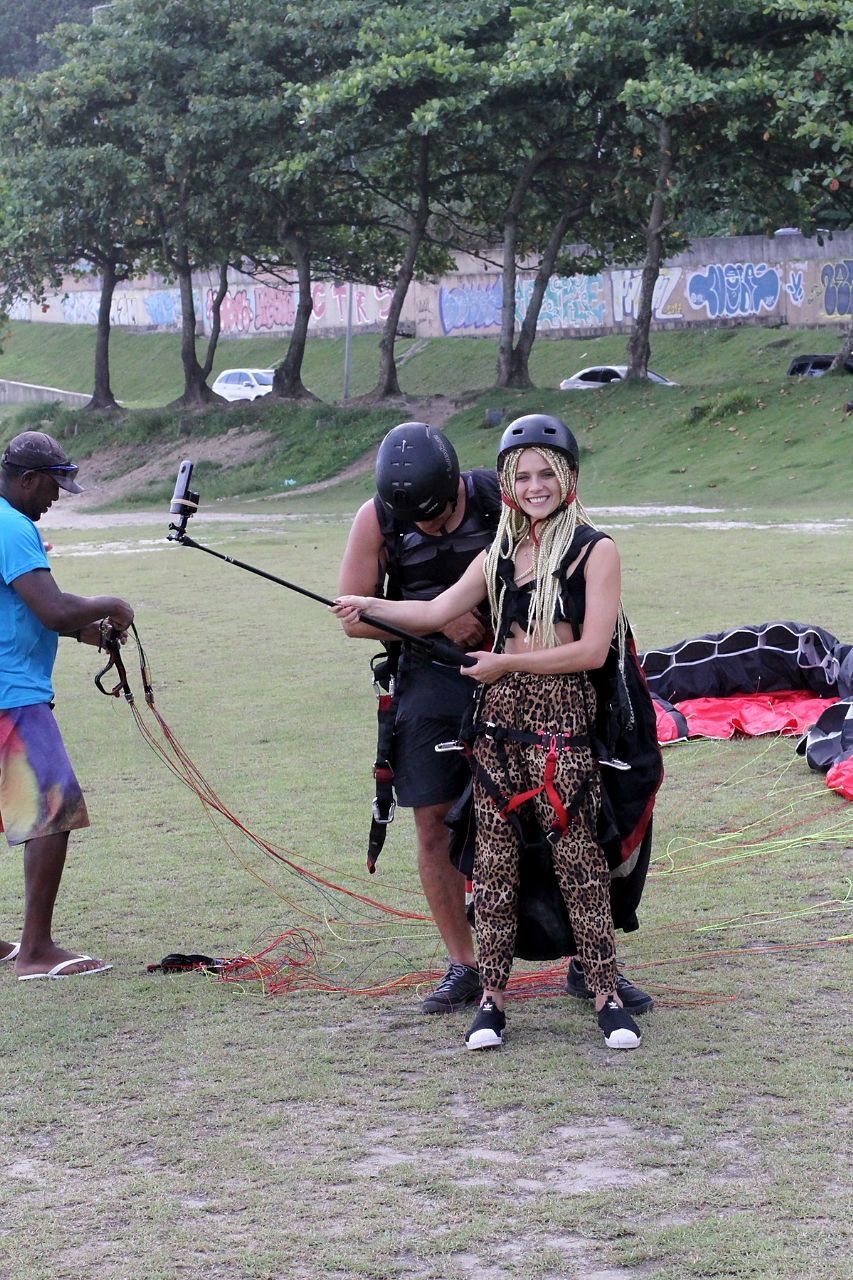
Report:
212,368,275,401
559,365,678,390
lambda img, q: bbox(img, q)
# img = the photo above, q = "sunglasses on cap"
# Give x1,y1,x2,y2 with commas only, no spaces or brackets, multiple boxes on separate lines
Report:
1,452,78,478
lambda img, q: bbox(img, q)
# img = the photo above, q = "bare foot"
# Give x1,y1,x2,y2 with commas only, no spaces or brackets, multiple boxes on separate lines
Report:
15,944,112,979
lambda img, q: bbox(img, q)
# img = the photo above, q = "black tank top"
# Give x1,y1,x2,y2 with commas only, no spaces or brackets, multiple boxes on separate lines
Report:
494,526,611,646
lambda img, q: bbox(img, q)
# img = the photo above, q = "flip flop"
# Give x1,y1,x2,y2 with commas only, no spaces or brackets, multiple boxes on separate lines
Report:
0,942,21,963
18,955,113,981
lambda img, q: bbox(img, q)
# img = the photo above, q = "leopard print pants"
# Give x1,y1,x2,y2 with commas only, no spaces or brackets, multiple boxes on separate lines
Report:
472,670,617,996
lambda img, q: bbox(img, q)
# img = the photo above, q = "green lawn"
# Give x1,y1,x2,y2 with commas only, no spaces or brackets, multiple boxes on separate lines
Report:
1,493,850,1280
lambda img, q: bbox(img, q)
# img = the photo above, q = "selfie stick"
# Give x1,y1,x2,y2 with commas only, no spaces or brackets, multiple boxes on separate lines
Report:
165,460,477,668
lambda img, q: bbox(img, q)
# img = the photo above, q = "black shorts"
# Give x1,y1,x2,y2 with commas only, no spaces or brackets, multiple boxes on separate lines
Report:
392,652,476,808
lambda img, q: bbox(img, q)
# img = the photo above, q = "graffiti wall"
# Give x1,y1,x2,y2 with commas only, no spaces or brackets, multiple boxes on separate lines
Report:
202,281,395,337
7,233,853,340
418,232,853,337
8,272,399,338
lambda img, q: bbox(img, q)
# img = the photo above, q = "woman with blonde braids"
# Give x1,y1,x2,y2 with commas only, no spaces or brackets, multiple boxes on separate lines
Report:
333,414,643,1052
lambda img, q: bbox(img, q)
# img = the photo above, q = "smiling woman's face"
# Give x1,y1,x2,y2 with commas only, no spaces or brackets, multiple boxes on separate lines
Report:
510,448,567,521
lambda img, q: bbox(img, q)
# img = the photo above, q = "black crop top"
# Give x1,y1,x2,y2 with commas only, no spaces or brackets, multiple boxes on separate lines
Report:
494,526,612,647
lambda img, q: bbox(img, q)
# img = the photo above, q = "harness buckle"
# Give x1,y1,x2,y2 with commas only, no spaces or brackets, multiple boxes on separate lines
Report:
373,674,396,700
372,799,396,824
435,739,466,752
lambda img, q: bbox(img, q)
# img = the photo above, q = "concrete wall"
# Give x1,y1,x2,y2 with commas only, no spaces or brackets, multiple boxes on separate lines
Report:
420,232,853,339
8,268,403,340
0,379,89,407
7,232,853,341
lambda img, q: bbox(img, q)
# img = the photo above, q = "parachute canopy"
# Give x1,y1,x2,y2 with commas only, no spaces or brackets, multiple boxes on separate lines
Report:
639,621,853,800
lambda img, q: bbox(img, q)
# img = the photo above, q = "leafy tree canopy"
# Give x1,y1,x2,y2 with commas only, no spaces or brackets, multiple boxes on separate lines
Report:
0,0,92,79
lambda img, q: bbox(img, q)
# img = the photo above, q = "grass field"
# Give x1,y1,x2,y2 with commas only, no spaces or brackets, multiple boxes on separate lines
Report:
0,485,851,1279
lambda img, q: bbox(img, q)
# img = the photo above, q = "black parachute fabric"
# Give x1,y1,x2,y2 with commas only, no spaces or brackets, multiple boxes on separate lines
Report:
640,621,853,702
797,698,853,772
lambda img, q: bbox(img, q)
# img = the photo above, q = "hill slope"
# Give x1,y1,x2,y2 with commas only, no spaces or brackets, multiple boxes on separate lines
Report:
1,321,851,511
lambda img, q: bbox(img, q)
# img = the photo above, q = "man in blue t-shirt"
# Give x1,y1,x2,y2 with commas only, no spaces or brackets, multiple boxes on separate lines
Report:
0,431,134,981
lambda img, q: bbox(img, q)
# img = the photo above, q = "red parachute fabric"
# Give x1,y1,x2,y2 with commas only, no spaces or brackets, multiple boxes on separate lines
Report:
654,699,687,743
826,756,853,801
669,691,837,740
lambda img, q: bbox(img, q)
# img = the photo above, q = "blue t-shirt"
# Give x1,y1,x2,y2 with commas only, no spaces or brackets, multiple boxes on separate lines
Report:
0,497,58,707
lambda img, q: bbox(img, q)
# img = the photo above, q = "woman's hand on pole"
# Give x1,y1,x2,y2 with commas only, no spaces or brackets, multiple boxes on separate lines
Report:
331,595,370,627
460,650,509,684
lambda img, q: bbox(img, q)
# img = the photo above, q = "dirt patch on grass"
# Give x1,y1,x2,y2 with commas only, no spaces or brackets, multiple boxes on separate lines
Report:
74,425,275,509
69,394,463,509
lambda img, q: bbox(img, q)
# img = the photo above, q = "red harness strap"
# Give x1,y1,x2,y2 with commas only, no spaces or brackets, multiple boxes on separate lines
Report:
500,736,569,835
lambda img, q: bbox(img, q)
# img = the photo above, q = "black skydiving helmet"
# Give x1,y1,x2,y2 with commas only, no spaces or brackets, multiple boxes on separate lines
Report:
375,422,461,521
496,414,580,472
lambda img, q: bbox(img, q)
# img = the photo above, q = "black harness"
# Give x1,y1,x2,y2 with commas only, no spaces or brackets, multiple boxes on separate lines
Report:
365,469,502,871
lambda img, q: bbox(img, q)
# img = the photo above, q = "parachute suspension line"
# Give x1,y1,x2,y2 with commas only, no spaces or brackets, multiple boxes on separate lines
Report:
692,883,853,935
122,672,429,924
101,627,470,997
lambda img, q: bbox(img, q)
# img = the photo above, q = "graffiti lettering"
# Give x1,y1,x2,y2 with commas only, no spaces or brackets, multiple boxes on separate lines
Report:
687,262,780,319
785,269,805,306
60,292,100,325
517,275,606,330
209,289,254,335
611,268,682,323
253,286,294,331
374,286,393,321
111,293,141,326
144,290,181,327
331,284,348,322
820,260,853,316
439,279,503,334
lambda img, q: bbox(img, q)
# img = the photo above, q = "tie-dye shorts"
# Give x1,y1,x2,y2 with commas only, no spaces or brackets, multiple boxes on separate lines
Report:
0,704,90,846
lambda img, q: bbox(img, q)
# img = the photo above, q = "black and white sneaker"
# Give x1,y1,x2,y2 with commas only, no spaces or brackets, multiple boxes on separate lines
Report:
421,963,482,1014
597,998,642,1050
566,958,654,1014
465,998,506,1050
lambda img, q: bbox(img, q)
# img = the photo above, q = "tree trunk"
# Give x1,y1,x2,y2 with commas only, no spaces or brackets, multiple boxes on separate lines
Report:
372,136,431,399
272,234,318,400
627,118,674,380
200,262,229,382
829,324,853,374
495,148,556,388
502,208,576,388
86,258,120,411
169,258,217,407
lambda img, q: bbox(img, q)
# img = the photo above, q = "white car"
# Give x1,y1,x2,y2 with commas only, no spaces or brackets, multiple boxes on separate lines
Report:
212,368,275,401
559,365,678,390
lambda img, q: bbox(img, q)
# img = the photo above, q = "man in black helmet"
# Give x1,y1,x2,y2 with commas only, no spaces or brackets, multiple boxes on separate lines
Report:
338,423,501,1012
0,431,134,980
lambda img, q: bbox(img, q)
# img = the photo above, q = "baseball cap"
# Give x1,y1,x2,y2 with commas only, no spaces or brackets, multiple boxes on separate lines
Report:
1,431,83,493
